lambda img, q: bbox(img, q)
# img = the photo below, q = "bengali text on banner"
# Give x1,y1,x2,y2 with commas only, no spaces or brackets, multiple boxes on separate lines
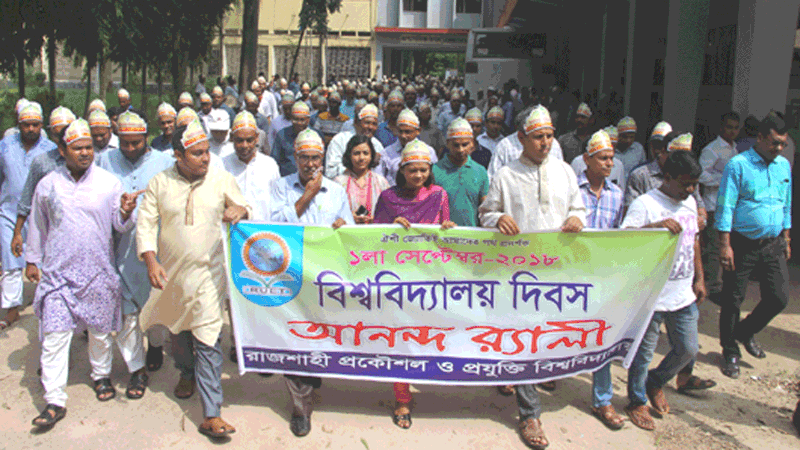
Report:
226,223,678,385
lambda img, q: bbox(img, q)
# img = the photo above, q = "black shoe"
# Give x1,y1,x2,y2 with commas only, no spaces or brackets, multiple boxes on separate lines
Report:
738,336,766,359
721,354,740,379
146,344,163,372
290,414,311,437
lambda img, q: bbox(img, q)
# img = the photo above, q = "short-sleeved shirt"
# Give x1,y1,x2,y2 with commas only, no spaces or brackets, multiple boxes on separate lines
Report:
433,155,489,227
622,188,698,312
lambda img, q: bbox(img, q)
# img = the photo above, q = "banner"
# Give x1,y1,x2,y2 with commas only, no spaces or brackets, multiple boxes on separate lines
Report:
227,223,678,385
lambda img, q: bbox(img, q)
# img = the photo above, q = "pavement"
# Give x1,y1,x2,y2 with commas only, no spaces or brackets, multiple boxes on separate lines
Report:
1,268,799,450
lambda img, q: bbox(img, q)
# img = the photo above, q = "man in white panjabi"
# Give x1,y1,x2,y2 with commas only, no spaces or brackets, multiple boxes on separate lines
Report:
136,119,251,439
479,105,586,450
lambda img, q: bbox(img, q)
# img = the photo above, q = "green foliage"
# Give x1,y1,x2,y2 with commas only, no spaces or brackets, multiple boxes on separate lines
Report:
299,0,343,34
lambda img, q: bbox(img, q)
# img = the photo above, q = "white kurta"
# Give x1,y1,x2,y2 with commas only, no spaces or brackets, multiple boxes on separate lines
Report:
222,152,280,220
479,154,586,232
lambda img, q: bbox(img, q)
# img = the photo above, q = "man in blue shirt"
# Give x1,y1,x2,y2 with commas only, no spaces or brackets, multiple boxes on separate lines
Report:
270,129,353,438
715,111,792,379
98,112,174,390
0,102,55,330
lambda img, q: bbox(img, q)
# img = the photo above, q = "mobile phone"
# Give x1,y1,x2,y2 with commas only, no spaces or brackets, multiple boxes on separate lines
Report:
355,205,368,216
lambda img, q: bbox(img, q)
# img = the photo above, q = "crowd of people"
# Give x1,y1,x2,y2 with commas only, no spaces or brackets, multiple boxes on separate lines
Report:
0,71,797,449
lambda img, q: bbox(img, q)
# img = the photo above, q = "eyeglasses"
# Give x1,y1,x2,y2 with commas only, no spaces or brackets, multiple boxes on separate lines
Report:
297,154,322,163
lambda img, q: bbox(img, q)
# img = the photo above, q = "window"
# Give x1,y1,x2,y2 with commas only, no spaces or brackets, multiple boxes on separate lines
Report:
403,0,427,12
456,0,481,14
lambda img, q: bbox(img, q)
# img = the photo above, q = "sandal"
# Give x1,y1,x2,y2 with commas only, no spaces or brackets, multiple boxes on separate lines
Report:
0,320,10,331
625,404,655,431
198,417,236,438
497,385,515,396
93,378,116,402
591,405,625,430
518,417,549,450
646,386,669,415
174,377,195,399
146,344,163,372
392,403,412,429
677,375,716,394
32,404,67,427
126,370,149,399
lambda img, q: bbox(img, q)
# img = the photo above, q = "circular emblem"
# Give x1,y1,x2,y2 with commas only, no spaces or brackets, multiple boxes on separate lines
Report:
242,232,291,277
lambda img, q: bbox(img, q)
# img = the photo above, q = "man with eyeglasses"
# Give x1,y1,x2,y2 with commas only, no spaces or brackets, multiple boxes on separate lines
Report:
715,110,792,379
273,102,312,176
270,129,354,438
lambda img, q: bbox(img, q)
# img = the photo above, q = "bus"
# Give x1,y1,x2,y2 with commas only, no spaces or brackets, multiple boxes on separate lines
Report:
464,28,554,97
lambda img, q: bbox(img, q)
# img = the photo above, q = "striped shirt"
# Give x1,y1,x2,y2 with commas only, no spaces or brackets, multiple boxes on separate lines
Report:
577,170,623,229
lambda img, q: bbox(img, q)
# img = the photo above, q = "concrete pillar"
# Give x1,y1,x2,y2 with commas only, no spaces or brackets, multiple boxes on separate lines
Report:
662,0,711,133
732,0,800,118
625,0,669,131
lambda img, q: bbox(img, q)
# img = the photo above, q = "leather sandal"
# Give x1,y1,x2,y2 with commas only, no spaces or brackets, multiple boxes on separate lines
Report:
646,386,670,415
591,405,625,430
518,417,549,450
32,404,66,427
174,377,195,399
198,417,236,438
625,404,655,431
93,378,116,402
126,370,149,399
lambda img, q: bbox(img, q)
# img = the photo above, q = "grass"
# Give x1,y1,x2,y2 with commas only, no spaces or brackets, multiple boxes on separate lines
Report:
1,87,177,139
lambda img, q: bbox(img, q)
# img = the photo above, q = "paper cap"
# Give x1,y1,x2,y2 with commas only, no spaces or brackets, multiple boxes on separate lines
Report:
387,90,404,104
465,107,483,124
668,133,693,152
180,120,208,149
250,80,260,90
400,140,432,167
604,126,618,145
447,118,474,140
18,102,43,123
576,103,592,117
117,111,147,135
358,104,379,121
64,118,92,146
49,106,76,128
397,109,420,129
292,101,310,117
176,107,199,127
487,106,504,120
117,88,130,99
211,86,223,96
157,102,177,120
294,129,324,154
650,121,673,141
587,129,614,156
232,111,257,134
199,93,212,103
523,105,554,134
617,116,637,134
178,92,193,105
88,99,106,113
88,110,111,128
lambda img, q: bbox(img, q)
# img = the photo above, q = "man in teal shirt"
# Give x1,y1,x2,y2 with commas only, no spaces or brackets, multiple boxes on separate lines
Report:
715,110,792,379
432,118,489,226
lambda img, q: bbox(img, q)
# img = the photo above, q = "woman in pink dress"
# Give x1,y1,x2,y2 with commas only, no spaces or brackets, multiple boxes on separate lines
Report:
373,140,455,429
333,135,390,223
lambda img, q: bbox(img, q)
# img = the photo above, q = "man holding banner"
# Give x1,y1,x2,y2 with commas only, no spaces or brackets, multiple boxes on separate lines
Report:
479,105,585,450
622,147,705,431
269,128,354,437
136,120,250,439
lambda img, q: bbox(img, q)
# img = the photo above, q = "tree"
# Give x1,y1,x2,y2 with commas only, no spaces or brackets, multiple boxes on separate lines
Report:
238,0,260,92
0,0,49,98
292,0,342,84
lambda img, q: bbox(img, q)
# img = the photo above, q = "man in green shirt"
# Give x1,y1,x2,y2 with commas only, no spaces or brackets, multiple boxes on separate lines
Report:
432,118,489,226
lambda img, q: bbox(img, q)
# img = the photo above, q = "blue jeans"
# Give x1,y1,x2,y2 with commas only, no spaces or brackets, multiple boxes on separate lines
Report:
627,302,699,406
592,362,613,408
